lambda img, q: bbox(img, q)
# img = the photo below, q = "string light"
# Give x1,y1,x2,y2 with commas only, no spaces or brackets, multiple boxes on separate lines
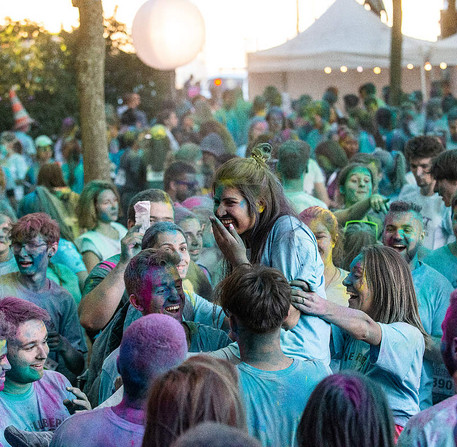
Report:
357,66,363,72
424,62,432,71
324,66,332,74
373,67,381,74
340,66,348,73
407,64,414,69
440,62,448,70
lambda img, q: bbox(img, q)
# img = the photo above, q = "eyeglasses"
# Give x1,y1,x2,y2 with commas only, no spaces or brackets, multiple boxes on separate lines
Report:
175,180,199,190
344,220,378,235
11,242,48,255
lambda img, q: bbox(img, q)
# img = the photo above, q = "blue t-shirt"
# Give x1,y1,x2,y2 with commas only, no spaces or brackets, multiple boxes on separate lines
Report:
238,358,328,447
98,321,231,404
424,244,457,288
332,322,424,428
412,262,453,409
0,371,73,447
53,239,87,275
261,215,330,365
397,394,457,447
50,406,144,447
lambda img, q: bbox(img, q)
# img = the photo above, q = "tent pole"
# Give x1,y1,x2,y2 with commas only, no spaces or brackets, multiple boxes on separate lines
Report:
420,64,427,102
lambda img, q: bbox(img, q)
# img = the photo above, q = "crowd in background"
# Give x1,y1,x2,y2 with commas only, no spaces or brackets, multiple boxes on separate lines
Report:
0,78,456,446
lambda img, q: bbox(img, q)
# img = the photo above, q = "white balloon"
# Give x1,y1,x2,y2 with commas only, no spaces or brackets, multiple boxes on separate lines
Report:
132,0,205,70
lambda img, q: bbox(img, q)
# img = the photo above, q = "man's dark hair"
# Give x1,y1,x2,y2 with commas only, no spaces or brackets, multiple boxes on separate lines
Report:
386,201,423,229
156,109,175,125
124,248,180,297
277,140,311,180
216,264,290,333
431,150,457,182
127,189,173,223
163,162,196,192
343,94,359,109
359,83,376,96
375,108,393,130
404,136,444,162
388,200,422,215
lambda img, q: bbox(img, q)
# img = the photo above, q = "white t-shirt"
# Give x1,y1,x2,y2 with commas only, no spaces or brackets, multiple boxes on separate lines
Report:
75,222,128,261
303,159,325,195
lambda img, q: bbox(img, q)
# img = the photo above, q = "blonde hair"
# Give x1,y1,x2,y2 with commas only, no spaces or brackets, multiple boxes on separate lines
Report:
362,245,429,348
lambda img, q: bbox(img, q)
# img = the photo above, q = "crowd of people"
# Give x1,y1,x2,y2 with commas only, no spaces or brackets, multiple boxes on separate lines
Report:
0,79,456,446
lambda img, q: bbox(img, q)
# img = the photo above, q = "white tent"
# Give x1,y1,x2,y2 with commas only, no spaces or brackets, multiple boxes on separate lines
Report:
429,33,457,66
247,0,433,100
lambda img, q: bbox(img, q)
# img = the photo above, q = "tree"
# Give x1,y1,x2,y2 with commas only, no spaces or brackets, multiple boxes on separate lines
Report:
72,0,110,182
0,18,78,136
389,0,402,106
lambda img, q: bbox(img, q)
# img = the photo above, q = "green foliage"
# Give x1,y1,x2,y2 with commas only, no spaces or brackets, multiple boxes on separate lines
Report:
0,18,78,137
0,15,175,138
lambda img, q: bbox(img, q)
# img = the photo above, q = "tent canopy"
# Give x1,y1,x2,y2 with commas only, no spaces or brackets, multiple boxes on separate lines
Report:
248,0,432,73
429,33,457,65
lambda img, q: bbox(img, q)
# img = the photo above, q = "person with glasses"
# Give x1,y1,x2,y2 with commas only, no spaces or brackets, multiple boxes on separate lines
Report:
333,162,389,237
163,161,200,204
0,213,86,383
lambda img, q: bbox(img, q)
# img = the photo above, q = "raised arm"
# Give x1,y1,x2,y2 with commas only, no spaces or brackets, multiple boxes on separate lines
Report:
290,282,382,346
334,194,388,226
78,226,143,331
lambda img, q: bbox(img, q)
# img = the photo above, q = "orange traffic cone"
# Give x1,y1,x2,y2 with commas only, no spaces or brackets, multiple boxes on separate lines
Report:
9,86,34,130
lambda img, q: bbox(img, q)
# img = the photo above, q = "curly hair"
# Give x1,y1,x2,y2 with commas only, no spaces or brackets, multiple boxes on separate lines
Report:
404,136,444,162
11,212,59,245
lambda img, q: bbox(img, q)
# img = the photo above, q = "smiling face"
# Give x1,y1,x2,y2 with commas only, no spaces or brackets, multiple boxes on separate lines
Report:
343,254,373,314
154,231,190,279
307,220,334,266
7,319,49,384
0,339,11,391
382,211,424,265
138,266,185,322
179,218,203,262
12,234,55,277
213,185,256,235
341,167,373,206
96,189,119,224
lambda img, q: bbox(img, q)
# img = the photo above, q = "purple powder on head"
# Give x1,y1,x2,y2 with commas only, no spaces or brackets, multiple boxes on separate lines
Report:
181,195,213,211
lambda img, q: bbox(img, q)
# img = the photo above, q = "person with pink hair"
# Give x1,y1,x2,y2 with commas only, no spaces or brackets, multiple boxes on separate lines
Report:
0,297,88,446
50,314,188,447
